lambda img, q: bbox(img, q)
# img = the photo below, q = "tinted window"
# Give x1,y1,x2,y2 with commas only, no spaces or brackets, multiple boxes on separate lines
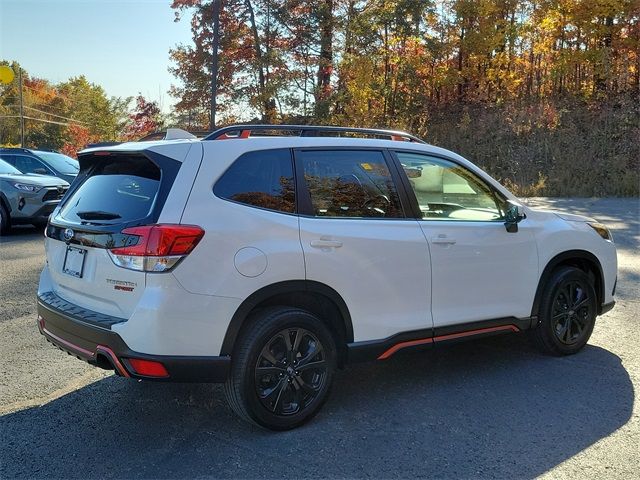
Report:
397,152,504,221
59,155,160,224
35,151,79,174
299,150,404,218
214,149,295,213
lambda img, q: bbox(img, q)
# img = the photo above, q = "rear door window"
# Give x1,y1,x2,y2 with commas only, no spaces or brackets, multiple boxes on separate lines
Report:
298,150,405,218
59,155,161,224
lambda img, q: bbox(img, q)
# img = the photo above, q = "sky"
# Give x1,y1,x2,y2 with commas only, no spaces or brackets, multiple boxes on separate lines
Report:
0,0,194,112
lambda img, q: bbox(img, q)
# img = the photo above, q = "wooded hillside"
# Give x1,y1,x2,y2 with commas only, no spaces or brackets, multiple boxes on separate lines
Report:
170,0,639,196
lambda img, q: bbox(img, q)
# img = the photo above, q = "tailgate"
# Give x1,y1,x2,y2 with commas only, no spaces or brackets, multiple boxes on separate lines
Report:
43,150,183,319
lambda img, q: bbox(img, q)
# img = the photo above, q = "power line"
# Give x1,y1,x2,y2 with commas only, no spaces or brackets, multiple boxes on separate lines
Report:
0,115,79,127
24,106,88,125
4,104,90,125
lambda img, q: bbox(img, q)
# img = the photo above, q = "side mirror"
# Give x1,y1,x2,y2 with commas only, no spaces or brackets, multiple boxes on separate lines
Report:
504,200,526,233
33,168,48,175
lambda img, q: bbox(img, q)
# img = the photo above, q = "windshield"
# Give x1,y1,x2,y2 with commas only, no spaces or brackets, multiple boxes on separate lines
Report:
36,152,79,174
0,159,22,174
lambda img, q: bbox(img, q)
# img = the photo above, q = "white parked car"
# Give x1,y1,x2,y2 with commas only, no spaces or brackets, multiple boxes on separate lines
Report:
38,125,617,430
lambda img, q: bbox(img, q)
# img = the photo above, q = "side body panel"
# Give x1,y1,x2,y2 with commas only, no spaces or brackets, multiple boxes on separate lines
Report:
299,217,432,341
525,209,618,307
421,219,539,326
174,140,306,303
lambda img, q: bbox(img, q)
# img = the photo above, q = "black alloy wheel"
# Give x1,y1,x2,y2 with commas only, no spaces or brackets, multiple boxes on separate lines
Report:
530,266,597,355
551,280,593,345
254,328,328,416
224,307,336,430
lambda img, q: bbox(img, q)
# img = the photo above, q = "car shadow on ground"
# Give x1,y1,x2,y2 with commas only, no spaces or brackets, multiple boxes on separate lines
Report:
0,225,43,244
1,334,633,479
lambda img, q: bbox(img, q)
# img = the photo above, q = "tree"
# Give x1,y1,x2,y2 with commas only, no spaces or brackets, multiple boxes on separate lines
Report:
60,124,100,158
124,95,164,140
170,0,287,125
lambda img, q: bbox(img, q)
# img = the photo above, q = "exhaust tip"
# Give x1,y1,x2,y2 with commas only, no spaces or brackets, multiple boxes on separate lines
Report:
95,345,130,378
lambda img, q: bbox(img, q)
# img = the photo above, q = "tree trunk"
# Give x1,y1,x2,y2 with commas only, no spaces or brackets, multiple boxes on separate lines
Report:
245,0,276,122
314,0,334,120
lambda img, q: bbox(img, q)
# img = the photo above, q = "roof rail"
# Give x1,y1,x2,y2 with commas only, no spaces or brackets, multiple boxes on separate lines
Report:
203,124,425,143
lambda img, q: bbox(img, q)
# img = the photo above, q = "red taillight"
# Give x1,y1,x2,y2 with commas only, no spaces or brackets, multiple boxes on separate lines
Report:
108,224,204,272
111,225,204,256
127,358,169,378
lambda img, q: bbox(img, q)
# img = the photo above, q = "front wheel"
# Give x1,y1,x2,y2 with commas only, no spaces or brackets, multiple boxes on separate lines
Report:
224,307,336,430
530,266,597,355
0,204,10,235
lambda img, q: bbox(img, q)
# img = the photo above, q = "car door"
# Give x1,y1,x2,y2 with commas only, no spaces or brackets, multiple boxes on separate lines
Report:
393,150,539,329
295,148,432,342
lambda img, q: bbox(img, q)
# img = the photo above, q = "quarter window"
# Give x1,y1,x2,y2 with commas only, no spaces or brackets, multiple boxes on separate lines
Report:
396,152,505,221
299,150,404,218
214,149,296,213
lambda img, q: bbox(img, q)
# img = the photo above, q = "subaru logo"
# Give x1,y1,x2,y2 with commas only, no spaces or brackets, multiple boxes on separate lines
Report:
63,228,74,242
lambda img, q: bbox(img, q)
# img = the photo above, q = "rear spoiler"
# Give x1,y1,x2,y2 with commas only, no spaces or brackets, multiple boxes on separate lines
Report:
84,129,199,150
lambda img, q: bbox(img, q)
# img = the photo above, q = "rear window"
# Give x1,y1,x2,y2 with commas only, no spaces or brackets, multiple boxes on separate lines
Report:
59,155,161,224
35,151,79,174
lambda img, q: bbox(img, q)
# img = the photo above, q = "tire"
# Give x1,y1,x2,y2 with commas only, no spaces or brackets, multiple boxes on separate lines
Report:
32,220,48,230
0,204,10,236
224,307,337,430
530,266,598,356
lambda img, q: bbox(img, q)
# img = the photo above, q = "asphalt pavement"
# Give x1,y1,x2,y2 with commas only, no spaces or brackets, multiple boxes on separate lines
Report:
0,197,638,479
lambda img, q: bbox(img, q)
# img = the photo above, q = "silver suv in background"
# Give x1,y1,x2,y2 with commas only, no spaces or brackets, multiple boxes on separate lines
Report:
0,148,79,184
0,159,69,234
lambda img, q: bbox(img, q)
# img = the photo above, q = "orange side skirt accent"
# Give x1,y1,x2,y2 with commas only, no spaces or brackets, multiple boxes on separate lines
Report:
377,324,520,360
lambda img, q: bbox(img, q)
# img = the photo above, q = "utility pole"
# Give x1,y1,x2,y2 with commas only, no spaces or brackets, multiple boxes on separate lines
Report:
18,68,25,147
210,0,221,131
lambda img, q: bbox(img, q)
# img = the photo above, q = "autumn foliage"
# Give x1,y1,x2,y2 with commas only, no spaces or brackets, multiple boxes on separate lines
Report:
169,0,639,196
123,95,163,140
60,124,100,158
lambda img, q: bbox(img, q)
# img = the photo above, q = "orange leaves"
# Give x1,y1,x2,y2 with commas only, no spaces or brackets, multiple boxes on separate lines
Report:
60,124,100,158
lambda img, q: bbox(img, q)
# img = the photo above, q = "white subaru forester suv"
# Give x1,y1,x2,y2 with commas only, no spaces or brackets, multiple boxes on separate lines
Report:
38,125,617,430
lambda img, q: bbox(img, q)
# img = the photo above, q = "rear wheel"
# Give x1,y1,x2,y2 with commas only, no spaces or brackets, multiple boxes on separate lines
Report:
0,204,10,235
530,266,597,355
224,307,336,430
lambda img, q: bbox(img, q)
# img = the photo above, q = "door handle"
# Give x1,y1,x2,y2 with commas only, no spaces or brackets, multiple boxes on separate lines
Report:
431,235,456,245
310,239,343,249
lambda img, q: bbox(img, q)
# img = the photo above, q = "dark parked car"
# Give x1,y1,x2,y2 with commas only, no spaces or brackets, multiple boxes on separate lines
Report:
0,148,79,184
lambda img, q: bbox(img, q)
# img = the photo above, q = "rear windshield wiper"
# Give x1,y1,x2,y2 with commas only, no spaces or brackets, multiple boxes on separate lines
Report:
76,210,122,220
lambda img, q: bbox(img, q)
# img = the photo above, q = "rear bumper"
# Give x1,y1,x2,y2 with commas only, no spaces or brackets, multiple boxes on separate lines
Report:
37,292,230,382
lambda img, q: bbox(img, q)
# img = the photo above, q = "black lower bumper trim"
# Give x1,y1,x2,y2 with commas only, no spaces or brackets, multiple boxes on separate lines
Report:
600,301,616,315
37,294,230,383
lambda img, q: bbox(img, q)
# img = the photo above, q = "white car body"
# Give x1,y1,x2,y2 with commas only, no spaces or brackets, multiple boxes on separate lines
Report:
37,131,617,384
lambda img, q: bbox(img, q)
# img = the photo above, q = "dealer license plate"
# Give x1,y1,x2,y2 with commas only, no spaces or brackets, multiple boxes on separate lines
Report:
62,246,86,278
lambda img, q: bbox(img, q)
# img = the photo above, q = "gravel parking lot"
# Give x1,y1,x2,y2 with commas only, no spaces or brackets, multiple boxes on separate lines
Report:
1,197,638,479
